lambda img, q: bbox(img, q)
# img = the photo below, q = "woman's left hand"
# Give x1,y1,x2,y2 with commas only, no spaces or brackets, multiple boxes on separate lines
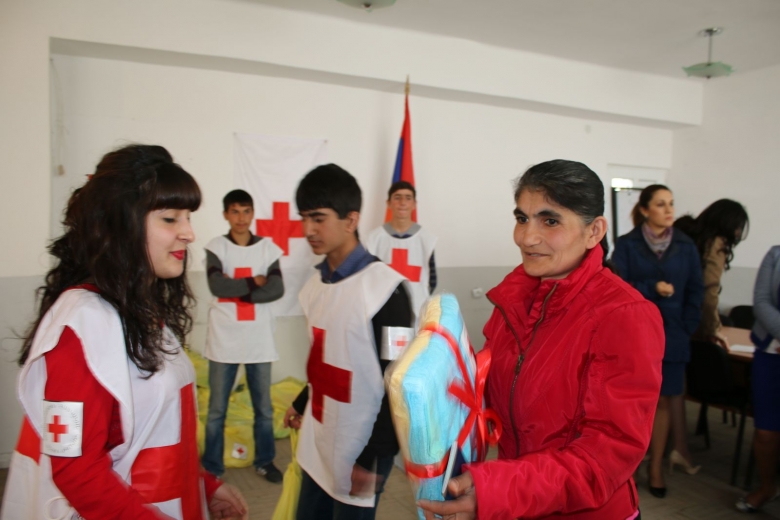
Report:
208,482,248,519
417,471,476,520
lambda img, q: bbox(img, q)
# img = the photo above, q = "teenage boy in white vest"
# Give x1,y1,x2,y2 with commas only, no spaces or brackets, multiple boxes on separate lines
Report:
202,189,285,483
283,164,414,520
366,181,437,317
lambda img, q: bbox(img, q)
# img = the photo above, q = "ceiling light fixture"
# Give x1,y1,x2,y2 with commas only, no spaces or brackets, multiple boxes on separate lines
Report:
336,0,396,12
683,27,733,79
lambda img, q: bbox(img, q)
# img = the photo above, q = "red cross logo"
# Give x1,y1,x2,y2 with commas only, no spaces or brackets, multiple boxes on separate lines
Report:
47,415,68,443
218,267,255,321
306,328,352,423
394,337,408,348
237,446,244,455
256,201,304,256
389,248,421,282
131,384,203,519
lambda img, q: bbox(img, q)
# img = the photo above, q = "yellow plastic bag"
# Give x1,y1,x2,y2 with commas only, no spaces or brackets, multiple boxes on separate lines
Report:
271,429,301,520
189,348,306,468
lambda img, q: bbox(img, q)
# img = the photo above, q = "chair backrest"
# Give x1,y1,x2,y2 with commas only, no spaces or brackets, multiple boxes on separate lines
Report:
687,340,734,401
729,305,755,330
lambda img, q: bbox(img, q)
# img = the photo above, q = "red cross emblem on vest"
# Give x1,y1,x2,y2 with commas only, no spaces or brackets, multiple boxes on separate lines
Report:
256,201,304,256
218,267,255,321
47,415,68,443
306,327,352,423
389,248,421,282
131,383,203,519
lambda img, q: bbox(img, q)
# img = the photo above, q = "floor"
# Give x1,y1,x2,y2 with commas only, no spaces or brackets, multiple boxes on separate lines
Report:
1,402,779,519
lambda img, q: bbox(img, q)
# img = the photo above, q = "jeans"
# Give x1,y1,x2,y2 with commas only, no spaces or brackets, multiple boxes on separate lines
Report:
201,361,275,476
296,455,395,520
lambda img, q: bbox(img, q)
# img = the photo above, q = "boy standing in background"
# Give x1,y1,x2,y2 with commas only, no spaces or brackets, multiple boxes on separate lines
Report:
202,189,285,483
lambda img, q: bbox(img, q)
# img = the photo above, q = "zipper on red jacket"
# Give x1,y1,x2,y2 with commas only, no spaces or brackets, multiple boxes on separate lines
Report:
489,283,557,457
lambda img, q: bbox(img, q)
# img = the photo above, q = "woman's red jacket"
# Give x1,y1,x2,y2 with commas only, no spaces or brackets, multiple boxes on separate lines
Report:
467,247,664,519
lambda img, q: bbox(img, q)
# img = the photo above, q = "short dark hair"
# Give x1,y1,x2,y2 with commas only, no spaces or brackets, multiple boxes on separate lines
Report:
388,181,416,200
223,189,253,212
631,184,672,228
296,164,361,219
514,159,613,271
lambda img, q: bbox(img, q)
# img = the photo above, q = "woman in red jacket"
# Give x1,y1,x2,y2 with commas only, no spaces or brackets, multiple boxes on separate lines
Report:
420,160,664,519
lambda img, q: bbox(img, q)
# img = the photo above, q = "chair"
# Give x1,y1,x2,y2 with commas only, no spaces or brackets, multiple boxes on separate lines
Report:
729,305,755,330
687,340,751,486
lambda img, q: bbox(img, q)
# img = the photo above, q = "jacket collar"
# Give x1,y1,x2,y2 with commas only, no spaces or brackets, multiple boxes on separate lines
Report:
626,225,682,264
487,246,605,332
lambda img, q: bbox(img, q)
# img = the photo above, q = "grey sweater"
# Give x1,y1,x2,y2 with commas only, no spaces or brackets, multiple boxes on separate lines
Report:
752,245,780,350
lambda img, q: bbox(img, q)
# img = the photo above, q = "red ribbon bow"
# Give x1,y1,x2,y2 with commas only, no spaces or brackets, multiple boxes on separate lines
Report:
404,323,502,479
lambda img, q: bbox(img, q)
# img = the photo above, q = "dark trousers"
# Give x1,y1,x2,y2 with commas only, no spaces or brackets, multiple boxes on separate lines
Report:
295,455,396,520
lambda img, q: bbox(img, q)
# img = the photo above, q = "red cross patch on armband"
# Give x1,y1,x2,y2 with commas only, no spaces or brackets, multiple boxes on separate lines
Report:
42,400,83,457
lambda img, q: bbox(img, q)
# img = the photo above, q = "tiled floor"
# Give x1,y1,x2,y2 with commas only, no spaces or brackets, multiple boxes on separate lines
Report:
1,401,779,519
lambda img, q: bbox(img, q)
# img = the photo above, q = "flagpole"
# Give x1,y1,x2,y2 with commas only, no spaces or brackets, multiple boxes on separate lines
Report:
405,75,410,97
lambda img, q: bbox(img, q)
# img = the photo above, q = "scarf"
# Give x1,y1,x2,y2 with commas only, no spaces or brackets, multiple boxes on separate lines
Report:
641,223,672,259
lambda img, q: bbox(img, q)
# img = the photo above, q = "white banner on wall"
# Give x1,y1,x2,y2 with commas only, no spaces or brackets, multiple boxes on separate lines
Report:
234,133,328,316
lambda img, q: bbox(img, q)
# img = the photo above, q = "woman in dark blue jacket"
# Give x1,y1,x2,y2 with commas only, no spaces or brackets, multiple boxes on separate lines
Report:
612,184,704,499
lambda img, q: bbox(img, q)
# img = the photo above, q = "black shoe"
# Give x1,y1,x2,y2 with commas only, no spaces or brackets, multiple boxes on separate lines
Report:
257,462,283,483
649,485,667,499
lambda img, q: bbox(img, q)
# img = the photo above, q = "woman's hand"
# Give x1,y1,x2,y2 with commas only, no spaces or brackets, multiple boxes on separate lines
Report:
253,274,267,286
712,330,730,351
656,281,675,298
208,483,248,519
417,471,476,520
284,406,302,429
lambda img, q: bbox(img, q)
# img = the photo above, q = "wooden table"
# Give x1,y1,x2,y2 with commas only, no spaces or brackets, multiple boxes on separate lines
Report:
722,326,754,362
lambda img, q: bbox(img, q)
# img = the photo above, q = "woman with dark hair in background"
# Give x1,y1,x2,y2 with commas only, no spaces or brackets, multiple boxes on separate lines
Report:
674,199,750,349
612,185,704,499
419,160,664,520
0,145,247,520
736,245,780,513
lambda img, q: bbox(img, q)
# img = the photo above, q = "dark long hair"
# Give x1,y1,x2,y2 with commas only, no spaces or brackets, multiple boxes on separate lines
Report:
674,199,749,271
631,184,671,228
514,159,614,271
20,144,202,374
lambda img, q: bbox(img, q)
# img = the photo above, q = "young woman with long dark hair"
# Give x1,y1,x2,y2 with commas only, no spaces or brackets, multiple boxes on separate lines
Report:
675,199,749,349
1,144,247,520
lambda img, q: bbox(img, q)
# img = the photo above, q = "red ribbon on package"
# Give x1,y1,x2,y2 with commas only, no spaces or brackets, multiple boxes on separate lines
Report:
404,323,501,479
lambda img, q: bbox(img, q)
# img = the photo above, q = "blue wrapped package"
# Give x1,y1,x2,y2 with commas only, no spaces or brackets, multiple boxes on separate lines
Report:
385,294,499,519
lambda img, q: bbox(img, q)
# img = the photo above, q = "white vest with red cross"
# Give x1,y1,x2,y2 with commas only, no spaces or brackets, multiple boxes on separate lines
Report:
365,225,437,318
297,262,407,507
0,289,208,520
205,235,283,363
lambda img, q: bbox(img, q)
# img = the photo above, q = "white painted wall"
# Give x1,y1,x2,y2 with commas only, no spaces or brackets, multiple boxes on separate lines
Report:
0,0,699,465
1,0,700,280
49,52,676,270
670,64,780,308
671,63,780,270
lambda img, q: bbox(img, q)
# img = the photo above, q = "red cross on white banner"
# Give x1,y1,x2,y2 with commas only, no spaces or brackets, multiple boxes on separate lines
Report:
306,327,352,423
131,384,203,519
389,248,422,282
256,202,304,256
47,415,68,443
218,267,255,321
